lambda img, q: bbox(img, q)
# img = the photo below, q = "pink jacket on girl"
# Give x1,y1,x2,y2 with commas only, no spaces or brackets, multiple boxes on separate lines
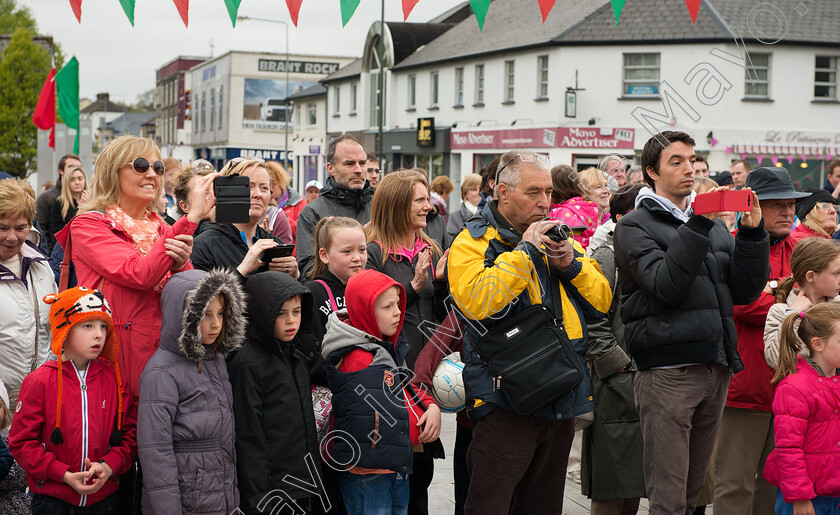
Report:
763,355,840,502
549,197,608,250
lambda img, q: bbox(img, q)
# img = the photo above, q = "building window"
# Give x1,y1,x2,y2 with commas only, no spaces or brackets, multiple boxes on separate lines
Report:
504,61,515,102
308,103,317,126
296,103,301,126
475,64,484,104
351,82,358,114
623,53,660,96
334,85,341,114
745,53,770,99
455,67,464,105
200,94,206,132
218,86,223,129
209,89,215,131
408,74,416,109
537,55,549,98
430,71,439,107
815,56,837,99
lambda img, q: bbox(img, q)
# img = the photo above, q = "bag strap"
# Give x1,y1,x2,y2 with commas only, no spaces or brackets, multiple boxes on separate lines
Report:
314,279,338,311
59,226,72,292
28,267,40,372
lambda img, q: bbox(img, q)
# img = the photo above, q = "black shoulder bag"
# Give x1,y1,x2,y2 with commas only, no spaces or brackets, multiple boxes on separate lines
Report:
471,269,583,415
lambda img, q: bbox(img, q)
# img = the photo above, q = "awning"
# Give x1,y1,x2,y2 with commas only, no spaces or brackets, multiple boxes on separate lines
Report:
731,143,840,156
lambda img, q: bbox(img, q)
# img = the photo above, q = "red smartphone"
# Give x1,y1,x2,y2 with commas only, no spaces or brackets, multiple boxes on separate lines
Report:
692,190,752,215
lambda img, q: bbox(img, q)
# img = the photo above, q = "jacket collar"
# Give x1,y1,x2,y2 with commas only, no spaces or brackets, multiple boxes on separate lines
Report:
319,176,373,211
635,187,696,223
0,241,49,284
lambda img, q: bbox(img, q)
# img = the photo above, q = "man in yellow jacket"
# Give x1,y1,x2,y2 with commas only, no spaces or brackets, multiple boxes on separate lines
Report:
447,151,612,515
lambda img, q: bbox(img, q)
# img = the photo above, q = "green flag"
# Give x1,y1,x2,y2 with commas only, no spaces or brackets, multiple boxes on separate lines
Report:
118,0,135,26
610,0,627,25
340,0,360,27
224,0,242,27
56,56,80,154
469,0,491,30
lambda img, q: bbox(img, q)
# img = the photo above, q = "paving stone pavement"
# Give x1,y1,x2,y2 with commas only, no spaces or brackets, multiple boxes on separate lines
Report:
428,413,652,514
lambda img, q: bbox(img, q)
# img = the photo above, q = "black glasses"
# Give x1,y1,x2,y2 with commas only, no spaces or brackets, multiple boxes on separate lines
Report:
127,157,165,176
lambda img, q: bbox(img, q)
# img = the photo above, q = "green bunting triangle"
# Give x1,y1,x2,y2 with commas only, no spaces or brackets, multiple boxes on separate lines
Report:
610,0,627,25
469,0,491,30
118,0,135,26
340,0,361,27
224,0,242,27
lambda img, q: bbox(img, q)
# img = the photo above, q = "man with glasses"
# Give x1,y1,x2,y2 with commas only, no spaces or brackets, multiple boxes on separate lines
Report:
613,132,770,513
447,150,611,514
714,167,810,513
365,153,381,190
296,134,374,277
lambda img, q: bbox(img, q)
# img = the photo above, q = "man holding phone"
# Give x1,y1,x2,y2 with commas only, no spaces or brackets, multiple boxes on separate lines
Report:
714,167,810,513
613,131,770,513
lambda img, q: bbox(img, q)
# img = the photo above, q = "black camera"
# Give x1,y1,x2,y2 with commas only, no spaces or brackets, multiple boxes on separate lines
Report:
545,224,570,243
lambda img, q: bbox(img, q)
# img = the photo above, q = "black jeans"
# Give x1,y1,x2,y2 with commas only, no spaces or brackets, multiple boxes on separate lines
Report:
454,423,472,515
31,493,119,515
408,454,434,515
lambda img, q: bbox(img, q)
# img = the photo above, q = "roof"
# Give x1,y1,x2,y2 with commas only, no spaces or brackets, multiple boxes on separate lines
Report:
81,93,126,114
554,0,840,46
106,112,155,136
392,0,604,70
322,58,362,83
286,83,327,101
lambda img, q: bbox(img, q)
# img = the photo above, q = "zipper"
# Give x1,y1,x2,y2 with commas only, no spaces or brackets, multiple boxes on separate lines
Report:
75,363,90,507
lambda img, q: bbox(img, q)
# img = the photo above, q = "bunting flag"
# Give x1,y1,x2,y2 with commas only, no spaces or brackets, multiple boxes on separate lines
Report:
69,0,82,22
756,154,764,165
725,146,733,154
402,0,420,21
609,0,626,25
286,0,303,26
709,137,718,147
740,154,747,160
787,155,794,164
771,157,779,167
32,68,57,149
118,0,135,26
469,0,491,30
56,57,80,154
173,0,189,27
685,0,701,23
829,154,835,161
340,0,360,27
224,0,242,27
801,154,808,163
538,0,555,22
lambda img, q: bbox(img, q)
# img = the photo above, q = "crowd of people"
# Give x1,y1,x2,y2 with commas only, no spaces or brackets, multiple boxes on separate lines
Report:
0,131,839,515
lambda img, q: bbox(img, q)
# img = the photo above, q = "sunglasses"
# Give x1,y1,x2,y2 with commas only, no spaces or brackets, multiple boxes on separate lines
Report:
127,157,165,176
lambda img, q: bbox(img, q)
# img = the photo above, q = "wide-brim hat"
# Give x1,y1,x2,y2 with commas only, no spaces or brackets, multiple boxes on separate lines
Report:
746,167,811,201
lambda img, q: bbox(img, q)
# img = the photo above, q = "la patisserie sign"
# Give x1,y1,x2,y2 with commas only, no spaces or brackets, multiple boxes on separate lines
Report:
450,127,635,149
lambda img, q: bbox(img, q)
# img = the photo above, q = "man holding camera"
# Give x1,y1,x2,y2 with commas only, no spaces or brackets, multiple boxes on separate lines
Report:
613,131,769,513
447,150,611,514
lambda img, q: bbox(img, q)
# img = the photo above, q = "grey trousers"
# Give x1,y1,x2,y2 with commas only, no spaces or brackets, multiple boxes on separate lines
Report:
635,364,730,515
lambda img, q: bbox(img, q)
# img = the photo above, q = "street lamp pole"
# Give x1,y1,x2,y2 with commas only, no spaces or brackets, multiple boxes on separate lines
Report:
237,16,290,171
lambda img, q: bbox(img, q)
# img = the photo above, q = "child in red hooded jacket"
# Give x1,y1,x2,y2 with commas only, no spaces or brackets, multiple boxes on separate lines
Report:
321,269,440,515
9,287,137,514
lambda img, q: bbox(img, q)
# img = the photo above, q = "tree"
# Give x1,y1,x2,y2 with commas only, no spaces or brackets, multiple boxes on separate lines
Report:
0,27,51,177
132,87,155,112
0,0,36,33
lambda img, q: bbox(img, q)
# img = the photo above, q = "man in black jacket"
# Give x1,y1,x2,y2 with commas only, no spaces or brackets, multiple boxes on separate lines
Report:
296,135,373,278
613,131,769,514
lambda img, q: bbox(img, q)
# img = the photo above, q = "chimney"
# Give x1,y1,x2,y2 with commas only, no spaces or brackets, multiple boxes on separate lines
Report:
96,92,110,102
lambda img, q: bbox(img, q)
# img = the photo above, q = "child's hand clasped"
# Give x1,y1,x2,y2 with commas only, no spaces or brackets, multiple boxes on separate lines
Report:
417,403,441,444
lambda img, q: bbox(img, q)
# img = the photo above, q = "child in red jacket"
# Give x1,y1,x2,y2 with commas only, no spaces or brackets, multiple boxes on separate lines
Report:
9,287,137,515
763,302,840,515
321,269,440,515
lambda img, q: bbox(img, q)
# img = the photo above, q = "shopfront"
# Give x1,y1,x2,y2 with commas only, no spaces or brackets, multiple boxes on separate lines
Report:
193,146,294,172
382,120,451,179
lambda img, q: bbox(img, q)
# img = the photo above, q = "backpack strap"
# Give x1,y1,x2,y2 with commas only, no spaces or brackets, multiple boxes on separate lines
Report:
314,279,338,311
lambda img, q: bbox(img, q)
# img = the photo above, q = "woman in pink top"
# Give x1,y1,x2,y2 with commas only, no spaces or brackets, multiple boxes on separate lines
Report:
549,165,609,249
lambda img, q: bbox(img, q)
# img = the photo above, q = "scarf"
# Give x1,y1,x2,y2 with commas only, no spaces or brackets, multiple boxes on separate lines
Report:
106,204,171,293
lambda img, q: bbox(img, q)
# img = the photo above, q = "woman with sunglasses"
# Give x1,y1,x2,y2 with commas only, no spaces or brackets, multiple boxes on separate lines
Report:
790,188,838,243
54,136,218,402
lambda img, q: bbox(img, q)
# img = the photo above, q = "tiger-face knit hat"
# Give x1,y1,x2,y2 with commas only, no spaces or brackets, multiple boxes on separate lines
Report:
42,287,123,446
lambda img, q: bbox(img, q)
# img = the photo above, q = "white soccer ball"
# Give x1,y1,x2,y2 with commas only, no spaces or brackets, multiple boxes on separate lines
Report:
432,352,466,413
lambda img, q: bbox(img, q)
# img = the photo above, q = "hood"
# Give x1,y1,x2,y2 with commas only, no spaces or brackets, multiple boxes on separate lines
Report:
160,269,247,363
244,270,313,352
281,187,304,208
319,176,373,212
635,186,696,223
320,310,401,369
345,269,406,346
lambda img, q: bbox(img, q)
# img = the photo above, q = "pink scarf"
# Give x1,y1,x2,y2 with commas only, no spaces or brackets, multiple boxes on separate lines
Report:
106,204,171,293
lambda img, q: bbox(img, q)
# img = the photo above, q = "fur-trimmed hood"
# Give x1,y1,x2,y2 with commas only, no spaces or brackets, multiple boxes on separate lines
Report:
160,269,246,364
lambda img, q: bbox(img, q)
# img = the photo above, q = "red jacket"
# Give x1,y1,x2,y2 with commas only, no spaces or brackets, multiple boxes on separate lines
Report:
282,198,307,242
728,234,797,412
8,360,137,507
763,356,840,501
789,222,831,246
55,213,196,398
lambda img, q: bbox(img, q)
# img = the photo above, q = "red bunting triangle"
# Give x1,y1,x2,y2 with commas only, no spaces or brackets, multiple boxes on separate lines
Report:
173,0,189,27
685,0,702,23
69,0,82,22
402,0,420,20
286,0,302,26
537,0,555,22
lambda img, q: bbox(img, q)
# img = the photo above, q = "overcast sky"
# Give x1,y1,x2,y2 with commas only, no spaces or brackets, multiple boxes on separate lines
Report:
22,0,458,102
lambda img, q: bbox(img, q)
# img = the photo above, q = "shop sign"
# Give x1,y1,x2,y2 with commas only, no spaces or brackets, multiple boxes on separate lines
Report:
556,128,634,149
309,145,320,154
258,59,341,75
228,148,294,161
764,131,840,145
451,127,635,149
417,118,435,147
